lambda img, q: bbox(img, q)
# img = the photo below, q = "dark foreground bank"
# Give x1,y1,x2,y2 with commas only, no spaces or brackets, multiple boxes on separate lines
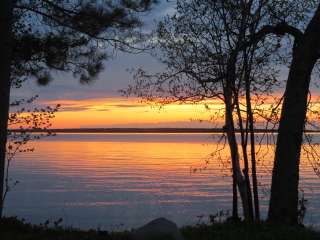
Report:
1,217,320,240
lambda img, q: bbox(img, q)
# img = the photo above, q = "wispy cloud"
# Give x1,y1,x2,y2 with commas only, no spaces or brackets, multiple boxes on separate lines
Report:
39,97,150,112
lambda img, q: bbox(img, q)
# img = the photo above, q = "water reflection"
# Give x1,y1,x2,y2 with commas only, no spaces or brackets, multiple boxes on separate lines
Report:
4,133,320,229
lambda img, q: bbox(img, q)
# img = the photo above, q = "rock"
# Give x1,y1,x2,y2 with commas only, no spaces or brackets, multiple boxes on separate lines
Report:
132,218,185,240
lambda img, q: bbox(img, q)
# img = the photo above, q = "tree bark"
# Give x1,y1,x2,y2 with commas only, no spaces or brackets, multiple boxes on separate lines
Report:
224,83,251,220
0,0,14,217
241,49,260,221
268,5,320,224
223,50,253,221
245,78,260,221
232,174,239,219
235,97,254,220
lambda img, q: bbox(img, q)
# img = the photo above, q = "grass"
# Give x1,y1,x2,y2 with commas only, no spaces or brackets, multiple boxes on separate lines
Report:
1,217,320,240
0,217,131,240
181,221,320,240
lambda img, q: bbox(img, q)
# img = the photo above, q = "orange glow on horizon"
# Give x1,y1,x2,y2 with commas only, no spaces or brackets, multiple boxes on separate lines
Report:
42,97,226,128
11,95,320,129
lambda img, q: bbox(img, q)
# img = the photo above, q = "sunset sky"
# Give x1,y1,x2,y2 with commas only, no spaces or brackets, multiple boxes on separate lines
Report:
10,1,223,129
10,2,320,129
11,47,228,129
40,97,226,128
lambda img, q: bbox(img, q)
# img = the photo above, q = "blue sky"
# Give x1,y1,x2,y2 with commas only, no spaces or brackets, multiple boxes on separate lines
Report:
12,1,175,101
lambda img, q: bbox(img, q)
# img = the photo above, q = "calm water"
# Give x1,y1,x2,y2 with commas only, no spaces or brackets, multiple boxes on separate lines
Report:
4,133,320,229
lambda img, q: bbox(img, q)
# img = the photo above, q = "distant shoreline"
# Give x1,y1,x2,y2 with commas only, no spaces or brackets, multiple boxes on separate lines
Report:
8,128,320,133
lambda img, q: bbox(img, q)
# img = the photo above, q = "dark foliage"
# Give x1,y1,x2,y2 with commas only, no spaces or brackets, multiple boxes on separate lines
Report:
11,0,158,86
1,217,319,240
0,0,158,217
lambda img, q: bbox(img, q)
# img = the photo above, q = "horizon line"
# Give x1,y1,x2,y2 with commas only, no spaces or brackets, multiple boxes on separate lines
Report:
8,127,320,133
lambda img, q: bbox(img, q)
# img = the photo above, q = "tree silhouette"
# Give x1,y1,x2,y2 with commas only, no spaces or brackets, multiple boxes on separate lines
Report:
126,0,320,224
3,95,59,205
0,0,157,217
125,0,284,221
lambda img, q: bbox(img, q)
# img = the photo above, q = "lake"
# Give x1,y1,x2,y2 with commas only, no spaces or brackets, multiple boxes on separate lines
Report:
4,133,320,229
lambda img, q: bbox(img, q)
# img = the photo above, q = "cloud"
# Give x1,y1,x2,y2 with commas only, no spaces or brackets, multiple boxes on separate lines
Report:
79,120,214,129
108,104,146,108
37,97,150,113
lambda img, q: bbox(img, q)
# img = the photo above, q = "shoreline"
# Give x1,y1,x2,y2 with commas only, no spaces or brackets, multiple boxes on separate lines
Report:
2,217,320,240
8,128,320,134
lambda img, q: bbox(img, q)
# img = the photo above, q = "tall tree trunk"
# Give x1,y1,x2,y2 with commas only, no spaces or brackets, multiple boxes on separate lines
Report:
268,5,320,224
245,79,260,221
232,174,239,219
224,85,251,220
242,49,260,221
235,97,254,220
223,50,253,220
0,0,14,218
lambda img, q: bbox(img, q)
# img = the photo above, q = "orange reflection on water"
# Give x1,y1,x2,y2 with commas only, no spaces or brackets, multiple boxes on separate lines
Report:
7,133,320,228
17,133,318,178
